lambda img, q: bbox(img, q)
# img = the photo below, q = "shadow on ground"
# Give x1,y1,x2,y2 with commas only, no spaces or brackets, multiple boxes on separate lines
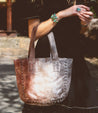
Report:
0,64,23,113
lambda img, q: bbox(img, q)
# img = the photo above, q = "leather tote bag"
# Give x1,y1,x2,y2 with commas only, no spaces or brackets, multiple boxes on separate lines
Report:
14,26,73,106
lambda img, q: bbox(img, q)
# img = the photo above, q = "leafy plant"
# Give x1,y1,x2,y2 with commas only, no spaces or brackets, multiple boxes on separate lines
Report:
90,6,97,18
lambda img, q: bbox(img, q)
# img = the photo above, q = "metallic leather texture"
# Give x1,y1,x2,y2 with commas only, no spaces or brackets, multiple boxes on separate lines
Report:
14,26,73,106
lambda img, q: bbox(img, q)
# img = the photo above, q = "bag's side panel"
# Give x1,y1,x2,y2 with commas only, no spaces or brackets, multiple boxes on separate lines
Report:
14,59,29,102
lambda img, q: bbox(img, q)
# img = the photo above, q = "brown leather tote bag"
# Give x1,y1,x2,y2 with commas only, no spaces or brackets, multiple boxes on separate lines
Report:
14,26,73,106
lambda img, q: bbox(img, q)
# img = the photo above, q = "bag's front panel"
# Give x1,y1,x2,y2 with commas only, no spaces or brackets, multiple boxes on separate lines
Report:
15,57,73,105
26,58,73,105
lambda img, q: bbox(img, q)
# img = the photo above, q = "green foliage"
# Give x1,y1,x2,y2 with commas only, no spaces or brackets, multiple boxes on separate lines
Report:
90,6,97,18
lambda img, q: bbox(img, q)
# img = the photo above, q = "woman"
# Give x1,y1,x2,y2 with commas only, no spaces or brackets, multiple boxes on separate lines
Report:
22,0,98,113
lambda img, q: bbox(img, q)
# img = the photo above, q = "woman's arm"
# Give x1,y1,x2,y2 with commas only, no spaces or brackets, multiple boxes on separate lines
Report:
36,18,58,39
36,5,93,39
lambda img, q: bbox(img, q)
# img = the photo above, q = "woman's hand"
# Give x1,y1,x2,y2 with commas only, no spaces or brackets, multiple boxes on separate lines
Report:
79,11,94,25
57,5,93,23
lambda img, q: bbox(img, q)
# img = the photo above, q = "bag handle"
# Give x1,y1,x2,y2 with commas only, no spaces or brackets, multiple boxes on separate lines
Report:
28,25,59,60
28,25,38,60
48,32,58,60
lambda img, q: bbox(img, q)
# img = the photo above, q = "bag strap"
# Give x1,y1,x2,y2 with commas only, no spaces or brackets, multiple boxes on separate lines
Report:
28,25,59,60
28,25,38,60
48,32,58,60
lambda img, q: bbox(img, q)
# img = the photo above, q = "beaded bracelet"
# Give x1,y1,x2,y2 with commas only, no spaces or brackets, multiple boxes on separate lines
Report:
51,13,59,23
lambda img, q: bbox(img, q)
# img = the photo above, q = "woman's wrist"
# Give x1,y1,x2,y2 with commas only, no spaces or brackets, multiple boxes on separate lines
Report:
56,9,71,20
51,14,59,23
56,12,63,21
50,12,62,24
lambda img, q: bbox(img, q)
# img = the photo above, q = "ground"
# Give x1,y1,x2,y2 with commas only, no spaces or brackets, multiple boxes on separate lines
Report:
0,57,23,113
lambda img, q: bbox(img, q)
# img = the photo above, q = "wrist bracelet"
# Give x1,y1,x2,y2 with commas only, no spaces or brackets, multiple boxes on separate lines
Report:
51,13,59,23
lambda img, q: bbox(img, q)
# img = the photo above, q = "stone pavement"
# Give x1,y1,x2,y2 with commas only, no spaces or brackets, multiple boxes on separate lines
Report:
0,37,30,113
0,58,23,113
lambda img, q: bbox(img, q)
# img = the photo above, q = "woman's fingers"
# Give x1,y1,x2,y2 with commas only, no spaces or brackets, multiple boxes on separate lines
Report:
78,5,90,11
75,5,91,16
80,11,94,22
81,11,94,16
77,13,91,23
80,13,93,20
78,15,85,22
